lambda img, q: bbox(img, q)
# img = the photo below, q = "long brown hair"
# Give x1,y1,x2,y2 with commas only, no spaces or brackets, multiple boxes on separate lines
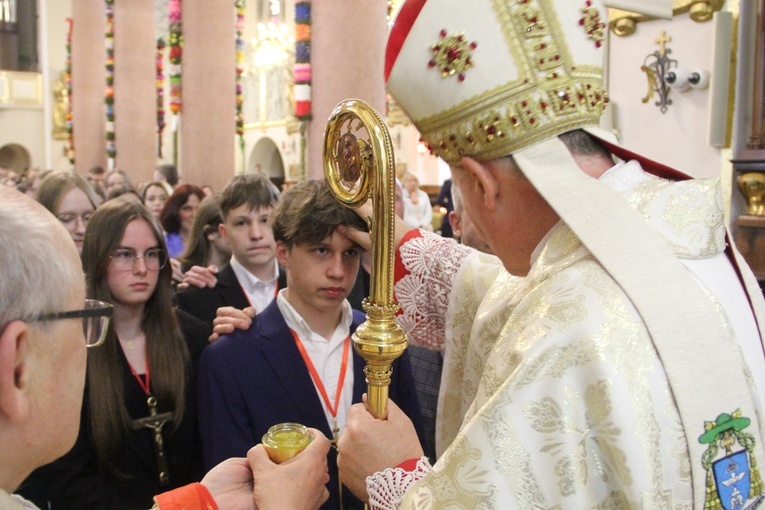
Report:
81,199,189,472
178,195,224,272
160,184,205,234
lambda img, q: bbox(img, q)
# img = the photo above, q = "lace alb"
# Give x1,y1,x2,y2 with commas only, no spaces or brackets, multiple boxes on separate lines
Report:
366,457,433,510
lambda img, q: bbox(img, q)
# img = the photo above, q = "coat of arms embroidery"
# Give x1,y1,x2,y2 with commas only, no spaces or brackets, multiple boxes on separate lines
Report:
699,409,764,510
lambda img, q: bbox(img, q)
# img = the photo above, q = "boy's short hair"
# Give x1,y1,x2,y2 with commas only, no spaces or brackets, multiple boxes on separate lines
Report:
218,174,281,220
271,179,368,248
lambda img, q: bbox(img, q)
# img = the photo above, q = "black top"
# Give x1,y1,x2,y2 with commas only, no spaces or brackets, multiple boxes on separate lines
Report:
18,309,210,510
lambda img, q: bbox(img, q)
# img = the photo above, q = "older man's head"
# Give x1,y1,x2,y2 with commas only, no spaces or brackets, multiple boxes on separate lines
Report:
0,186,88,493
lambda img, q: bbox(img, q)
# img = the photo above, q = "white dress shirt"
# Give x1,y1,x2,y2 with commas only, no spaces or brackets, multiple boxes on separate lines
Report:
276,291,355,438
229,257,279,314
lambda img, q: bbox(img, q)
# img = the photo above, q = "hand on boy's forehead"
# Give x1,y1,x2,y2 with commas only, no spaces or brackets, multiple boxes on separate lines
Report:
334,223,371,253
327,228,357,246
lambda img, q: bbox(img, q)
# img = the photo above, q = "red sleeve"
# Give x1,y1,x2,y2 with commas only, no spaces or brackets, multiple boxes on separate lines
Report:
395,228,423,285
154,483,218,510
395,457,422,472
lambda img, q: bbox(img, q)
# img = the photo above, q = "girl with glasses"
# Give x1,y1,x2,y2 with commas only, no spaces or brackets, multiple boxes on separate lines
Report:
35,171,99,254
19,199,210,509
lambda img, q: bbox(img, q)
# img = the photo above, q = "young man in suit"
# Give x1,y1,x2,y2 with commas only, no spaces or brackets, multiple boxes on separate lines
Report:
198,180,422,510
176,173,286,326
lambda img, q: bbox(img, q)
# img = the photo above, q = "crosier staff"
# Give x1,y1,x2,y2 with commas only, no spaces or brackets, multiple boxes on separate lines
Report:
323,98,407,420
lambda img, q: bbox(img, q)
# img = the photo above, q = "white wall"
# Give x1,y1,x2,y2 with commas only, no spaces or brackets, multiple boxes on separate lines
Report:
607,14,725,179
0,0,72,172
0,107,44,163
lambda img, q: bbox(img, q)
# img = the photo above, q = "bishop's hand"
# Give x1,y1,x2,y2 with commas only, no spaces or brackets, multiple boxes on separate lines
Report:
337,396,424,502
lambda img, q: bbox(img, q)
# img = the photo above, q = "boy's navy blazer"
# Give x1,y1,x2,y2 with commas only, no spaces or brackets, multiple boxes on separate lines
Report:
198,299,423,510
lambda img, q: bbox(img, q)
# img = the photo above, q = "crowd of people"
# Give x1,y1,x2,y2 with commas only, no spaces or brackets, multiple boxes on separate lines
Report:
0,146,485,510
0,181,332,510
0,161,460,510
3,0,765,509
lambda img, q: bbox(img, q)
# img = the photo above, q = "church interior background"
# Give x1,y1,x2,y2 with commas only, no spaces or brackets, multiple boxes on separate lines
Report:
3,0,765,276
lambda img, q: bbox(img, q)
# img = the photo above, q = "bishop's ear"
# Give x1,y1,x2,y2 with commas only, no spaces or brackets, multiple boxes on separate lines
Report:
448,210,462,238
0,320,32,424
459,156,498,211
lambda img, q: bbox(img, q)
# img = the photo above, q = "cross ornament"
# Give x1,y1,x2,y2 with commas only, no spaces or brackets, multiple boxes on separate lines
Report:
655,30,671,56
131,395,174,485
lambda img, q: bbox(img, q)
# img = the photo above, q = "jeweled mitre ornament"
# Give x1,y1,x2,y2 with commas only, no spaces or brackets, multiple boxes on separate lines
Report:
385,0,609,165
579,0,605,48
428,30,477,82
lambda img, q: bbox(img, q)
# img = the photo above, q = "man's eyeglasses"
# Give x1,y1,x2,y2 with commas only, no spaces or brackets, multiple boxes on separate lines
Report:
26,299,113,348
110,248,168,271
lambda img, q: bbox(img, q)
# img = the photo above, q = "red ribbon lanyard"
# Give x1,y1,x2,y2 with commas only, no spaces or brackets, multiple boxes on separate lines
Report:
128,359,151,395
290,329,350,419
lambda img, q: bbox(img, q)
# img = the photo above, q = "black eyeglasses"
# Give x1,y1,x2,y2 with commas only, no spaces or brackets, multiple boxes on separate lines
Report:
26,299,113,348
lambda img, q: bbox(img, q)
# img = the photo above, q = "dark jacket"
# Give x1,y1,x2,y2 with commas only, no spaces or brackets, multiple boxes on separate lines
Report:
175,262,287,326
198,300,423,510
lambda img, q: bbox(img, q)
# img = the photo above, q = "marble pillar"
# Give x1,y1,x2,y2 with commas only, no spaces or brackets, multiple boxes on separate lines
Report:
181,0,236,190
309,0,388,178
71,0,155,182
113,0,155,181
71,0,106,174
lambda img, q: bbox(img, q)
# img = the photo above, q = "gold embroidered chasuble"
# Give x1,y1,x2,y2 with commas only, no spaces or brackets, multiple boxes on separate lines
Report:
394,161,765,509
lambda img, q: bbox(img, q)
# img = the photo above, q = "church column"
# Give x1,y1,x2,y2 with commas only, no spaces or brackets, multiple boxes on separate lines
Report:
308,0,388,178
181,0,236,190
72,0,155,180
112,0,155,181
108,0,155,181
71,0,106,174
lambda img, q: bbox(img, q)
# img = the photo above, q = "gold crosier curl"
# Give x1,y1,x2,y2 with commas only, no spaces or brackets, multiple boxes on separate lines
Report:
323,98,407,420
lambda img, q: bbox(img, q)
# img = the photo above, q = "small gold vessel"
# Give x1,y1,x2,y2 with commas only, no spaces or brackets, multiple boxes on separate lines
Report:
262,423,312,464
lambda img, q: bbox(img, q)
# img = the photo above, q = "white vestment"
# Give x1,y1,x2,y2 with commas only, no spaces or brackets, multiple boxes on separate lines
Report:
392,161,765,509
0,491,39,510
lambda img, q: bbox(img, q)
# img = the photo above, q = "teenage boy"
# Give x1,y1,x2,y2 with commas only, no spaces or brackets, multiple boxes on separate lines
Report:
198,179,422,510
176,173,285,326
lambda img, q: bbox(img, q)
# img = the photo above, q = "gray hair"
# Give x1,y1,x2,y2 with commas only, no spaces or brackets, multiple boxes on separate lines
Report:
558,129,612,158
0,188,82,331
451,181,464,215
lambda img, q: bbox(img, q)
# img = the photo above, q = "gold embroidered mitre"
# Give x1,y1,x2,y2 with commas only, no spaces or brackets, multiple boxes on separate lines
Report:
385,0,609,166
